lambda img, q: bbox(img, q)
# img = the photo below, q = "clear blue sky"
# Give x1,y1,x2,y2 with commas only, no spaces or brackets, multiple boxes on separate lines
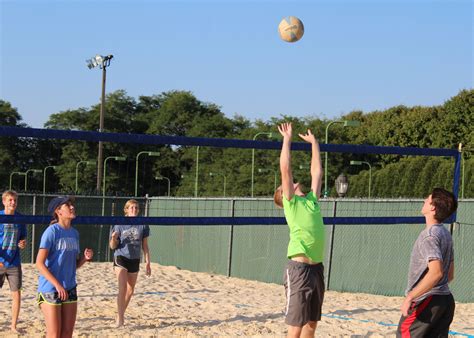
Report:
1,0,472,128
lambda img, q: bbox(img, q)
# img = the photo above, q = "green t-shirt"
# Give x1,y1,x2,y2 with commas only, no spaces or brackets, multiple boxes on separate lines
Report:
283,191,325,263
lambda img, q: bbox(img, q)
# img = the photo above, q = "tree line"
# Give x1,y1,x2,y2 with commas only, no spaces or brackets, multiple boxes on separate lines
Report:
1,89,472,198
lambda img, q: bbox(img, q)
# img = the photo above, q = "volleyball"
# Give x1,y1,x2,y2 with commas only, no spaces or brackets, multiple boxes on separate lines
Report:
278,16,304,43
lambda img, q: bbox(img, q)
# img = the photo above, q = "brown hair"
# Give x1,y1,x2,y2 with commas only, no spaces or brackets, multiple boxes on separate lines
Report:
431,188,458,222
2,190,18,201
274,186,283,208
124,199,139,216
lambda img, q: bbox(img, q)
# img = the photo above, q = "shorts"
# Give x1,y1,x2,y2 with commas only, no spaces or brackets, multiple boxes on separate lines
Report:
0,265,22,291
37,286,78,306
283,260,325,327
397,293,455,337
114,255,140,273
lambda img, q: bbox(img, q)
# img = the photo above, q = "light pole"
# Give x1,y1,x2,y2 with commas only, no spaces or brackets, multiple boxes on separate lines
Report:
135,151,160,196
25,169,42,191
75,161,95,193
102,156,126,215
155,176,171,196
335,173,349,197
9,172,26,190
460,146,473,199
43,166,57,195
87,54,114,193
258,168,278,192
251,132,273,197
350,160,372,198
324,120,360,197
195,146,199,198
209,172,227,197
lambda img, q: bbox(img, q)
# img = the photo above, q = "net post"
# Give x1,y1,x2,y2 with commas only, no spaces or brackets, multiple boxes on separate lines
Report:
227,198,235,277
326,199,338,290
31,194,37,264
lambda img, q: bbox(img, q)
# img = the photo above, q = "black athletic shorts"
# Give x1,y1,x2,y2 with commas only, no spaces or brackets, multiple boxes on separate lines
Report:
283,260,325,327
113,255,140,273
397,293,455,338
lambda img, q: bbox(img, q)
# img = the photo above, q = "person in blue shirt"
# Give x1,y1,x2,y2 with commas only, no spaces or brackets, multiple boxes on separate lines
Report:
109,199,151,327
0,190,27,333
36,196,93,338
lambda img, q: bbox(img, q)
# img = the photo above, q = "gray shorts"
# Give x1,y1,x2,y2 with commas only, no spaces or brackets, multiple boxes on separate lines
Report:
283,260,325,327
0,265,22,292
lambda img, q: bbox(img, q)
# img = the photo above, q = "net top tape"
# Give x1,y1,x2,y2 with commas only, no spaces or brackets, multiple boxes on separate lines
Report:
0,126,458,157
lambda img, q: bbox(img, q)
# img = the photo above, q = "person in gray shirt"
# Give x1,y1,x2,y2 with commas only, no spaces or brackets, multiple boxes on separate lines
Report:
397,188,457,337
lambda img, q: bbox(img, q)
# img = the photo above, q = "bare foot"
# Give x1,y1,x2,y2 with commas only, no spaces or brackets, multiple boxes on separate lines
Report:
115,317,124,328
11,327,21,334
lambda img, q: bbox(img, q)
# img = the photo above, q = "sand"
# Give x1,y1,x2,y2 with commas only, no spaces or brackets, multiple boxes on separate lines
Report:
0,263,472,337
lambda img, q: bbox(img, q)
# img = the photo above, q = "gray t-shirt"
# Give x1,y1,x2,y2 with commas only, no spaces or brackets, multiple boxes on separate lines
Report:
110,224,150,260
405,224,453,302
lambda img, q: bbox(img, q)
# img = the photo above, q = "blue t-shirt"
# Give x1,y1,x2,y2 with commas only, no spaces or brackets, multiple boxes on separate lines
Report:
37,223,80,293
110,224,150,260
0,210,27,268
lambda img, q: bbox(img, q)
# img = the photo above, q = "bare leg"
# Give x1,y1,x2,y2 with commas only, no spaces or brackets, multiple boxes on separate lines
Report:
40,303,62,338
60,302,77,338
115,267,128,327
123,272,138,313
301,321,317,338
287,325,303,338
11,290,21,332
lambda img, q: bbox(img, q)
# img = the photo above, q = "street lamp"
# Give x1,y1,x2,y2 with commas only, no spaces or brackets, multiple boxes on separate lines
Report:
25,169,42,191
9,172,26,190
155,176,171,196
102,156,126,215
209,172,227,197
43,166,58,195
86,54,114,193
135,151,160,196
324,120,360,197
195,146,199,198
335,173,349,197
258,168,278,192
75,160,95,193
350,160,372,198
251,132,273,197
459,144,473,199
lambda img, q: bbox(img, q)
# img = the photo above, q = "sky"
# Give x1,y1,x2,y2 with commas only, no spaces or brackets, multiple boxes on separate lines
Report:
1,0,472,128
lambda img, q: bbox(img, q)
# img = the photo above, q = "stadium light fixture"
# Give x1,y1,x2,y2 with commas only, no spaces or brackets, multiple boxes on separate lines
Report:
86,54,114,193
324,120,361,197
135,151,160,197
350,160,372,198
251,132,273,197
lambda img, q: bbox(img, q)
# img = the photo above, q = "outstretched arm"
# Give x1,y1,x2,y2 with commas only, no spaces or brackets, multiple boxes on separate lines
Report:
278,123,295,201
299,129,323,197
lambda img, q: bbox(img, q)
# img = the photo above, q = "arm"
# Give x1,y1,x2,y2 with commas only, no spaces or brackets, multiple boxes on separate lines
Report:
400,259,444,316
109,230,119,250
448,261,454,283
142,237,151,276
278,123,295,201
299,129,323,197
76,248,94,269
36,248,68,300
18,224,27,249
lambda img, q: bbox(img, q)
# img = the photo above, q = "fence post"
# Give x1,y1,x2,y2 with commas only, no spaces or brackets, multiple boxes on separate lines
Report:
227,199,235,277
31,194,37,263
326,199,338,290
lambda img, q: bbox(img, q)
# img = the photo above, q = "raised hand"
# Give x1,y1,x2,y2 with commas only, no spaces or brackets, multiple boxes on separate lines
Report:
278,123,293,139
84,248,94,261
18,239,26,249
298,129,317,144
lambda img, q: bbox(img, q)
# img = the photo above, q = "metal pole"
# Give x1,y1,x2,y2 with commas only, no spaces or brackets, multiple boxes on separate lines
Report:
251,147,255,197
326,199,337,290
96,65,107,193
227,199,235,277
195,146,199,197
31,195,36,264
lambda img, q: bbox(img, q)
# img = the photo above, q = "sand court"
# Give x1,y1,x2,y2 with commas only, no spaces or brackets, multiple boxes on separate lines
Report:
0,262,472,336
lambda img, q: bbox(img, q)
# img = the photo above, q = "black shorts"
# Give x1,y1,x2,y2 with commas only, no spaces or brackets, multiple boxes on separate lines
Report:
114,255,140,273
37,287,78,306
397,294,455,337
283,260,325,327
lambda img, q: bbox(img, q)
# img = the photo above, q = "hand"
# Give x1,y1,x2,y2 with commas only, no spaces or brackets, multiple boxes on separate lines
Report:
55,284,68,301
84,248,94,261
298,129,317,144
18,239,26,249
400,296,413,317
111,231,119,240
145,262,151,277
278,123,292,139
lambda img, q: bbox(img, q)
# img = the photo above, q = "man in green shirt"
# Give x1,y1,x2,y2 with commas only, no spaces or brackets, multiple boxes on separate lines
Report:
274,122,325,338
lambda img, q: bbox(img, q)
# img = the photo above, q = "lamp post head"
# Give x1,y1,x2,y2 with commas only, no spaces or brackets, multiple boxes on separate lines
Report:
147,151,160,157
343,120,361,127
350,160,363,166
335,173,349,197
114,156,127,161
